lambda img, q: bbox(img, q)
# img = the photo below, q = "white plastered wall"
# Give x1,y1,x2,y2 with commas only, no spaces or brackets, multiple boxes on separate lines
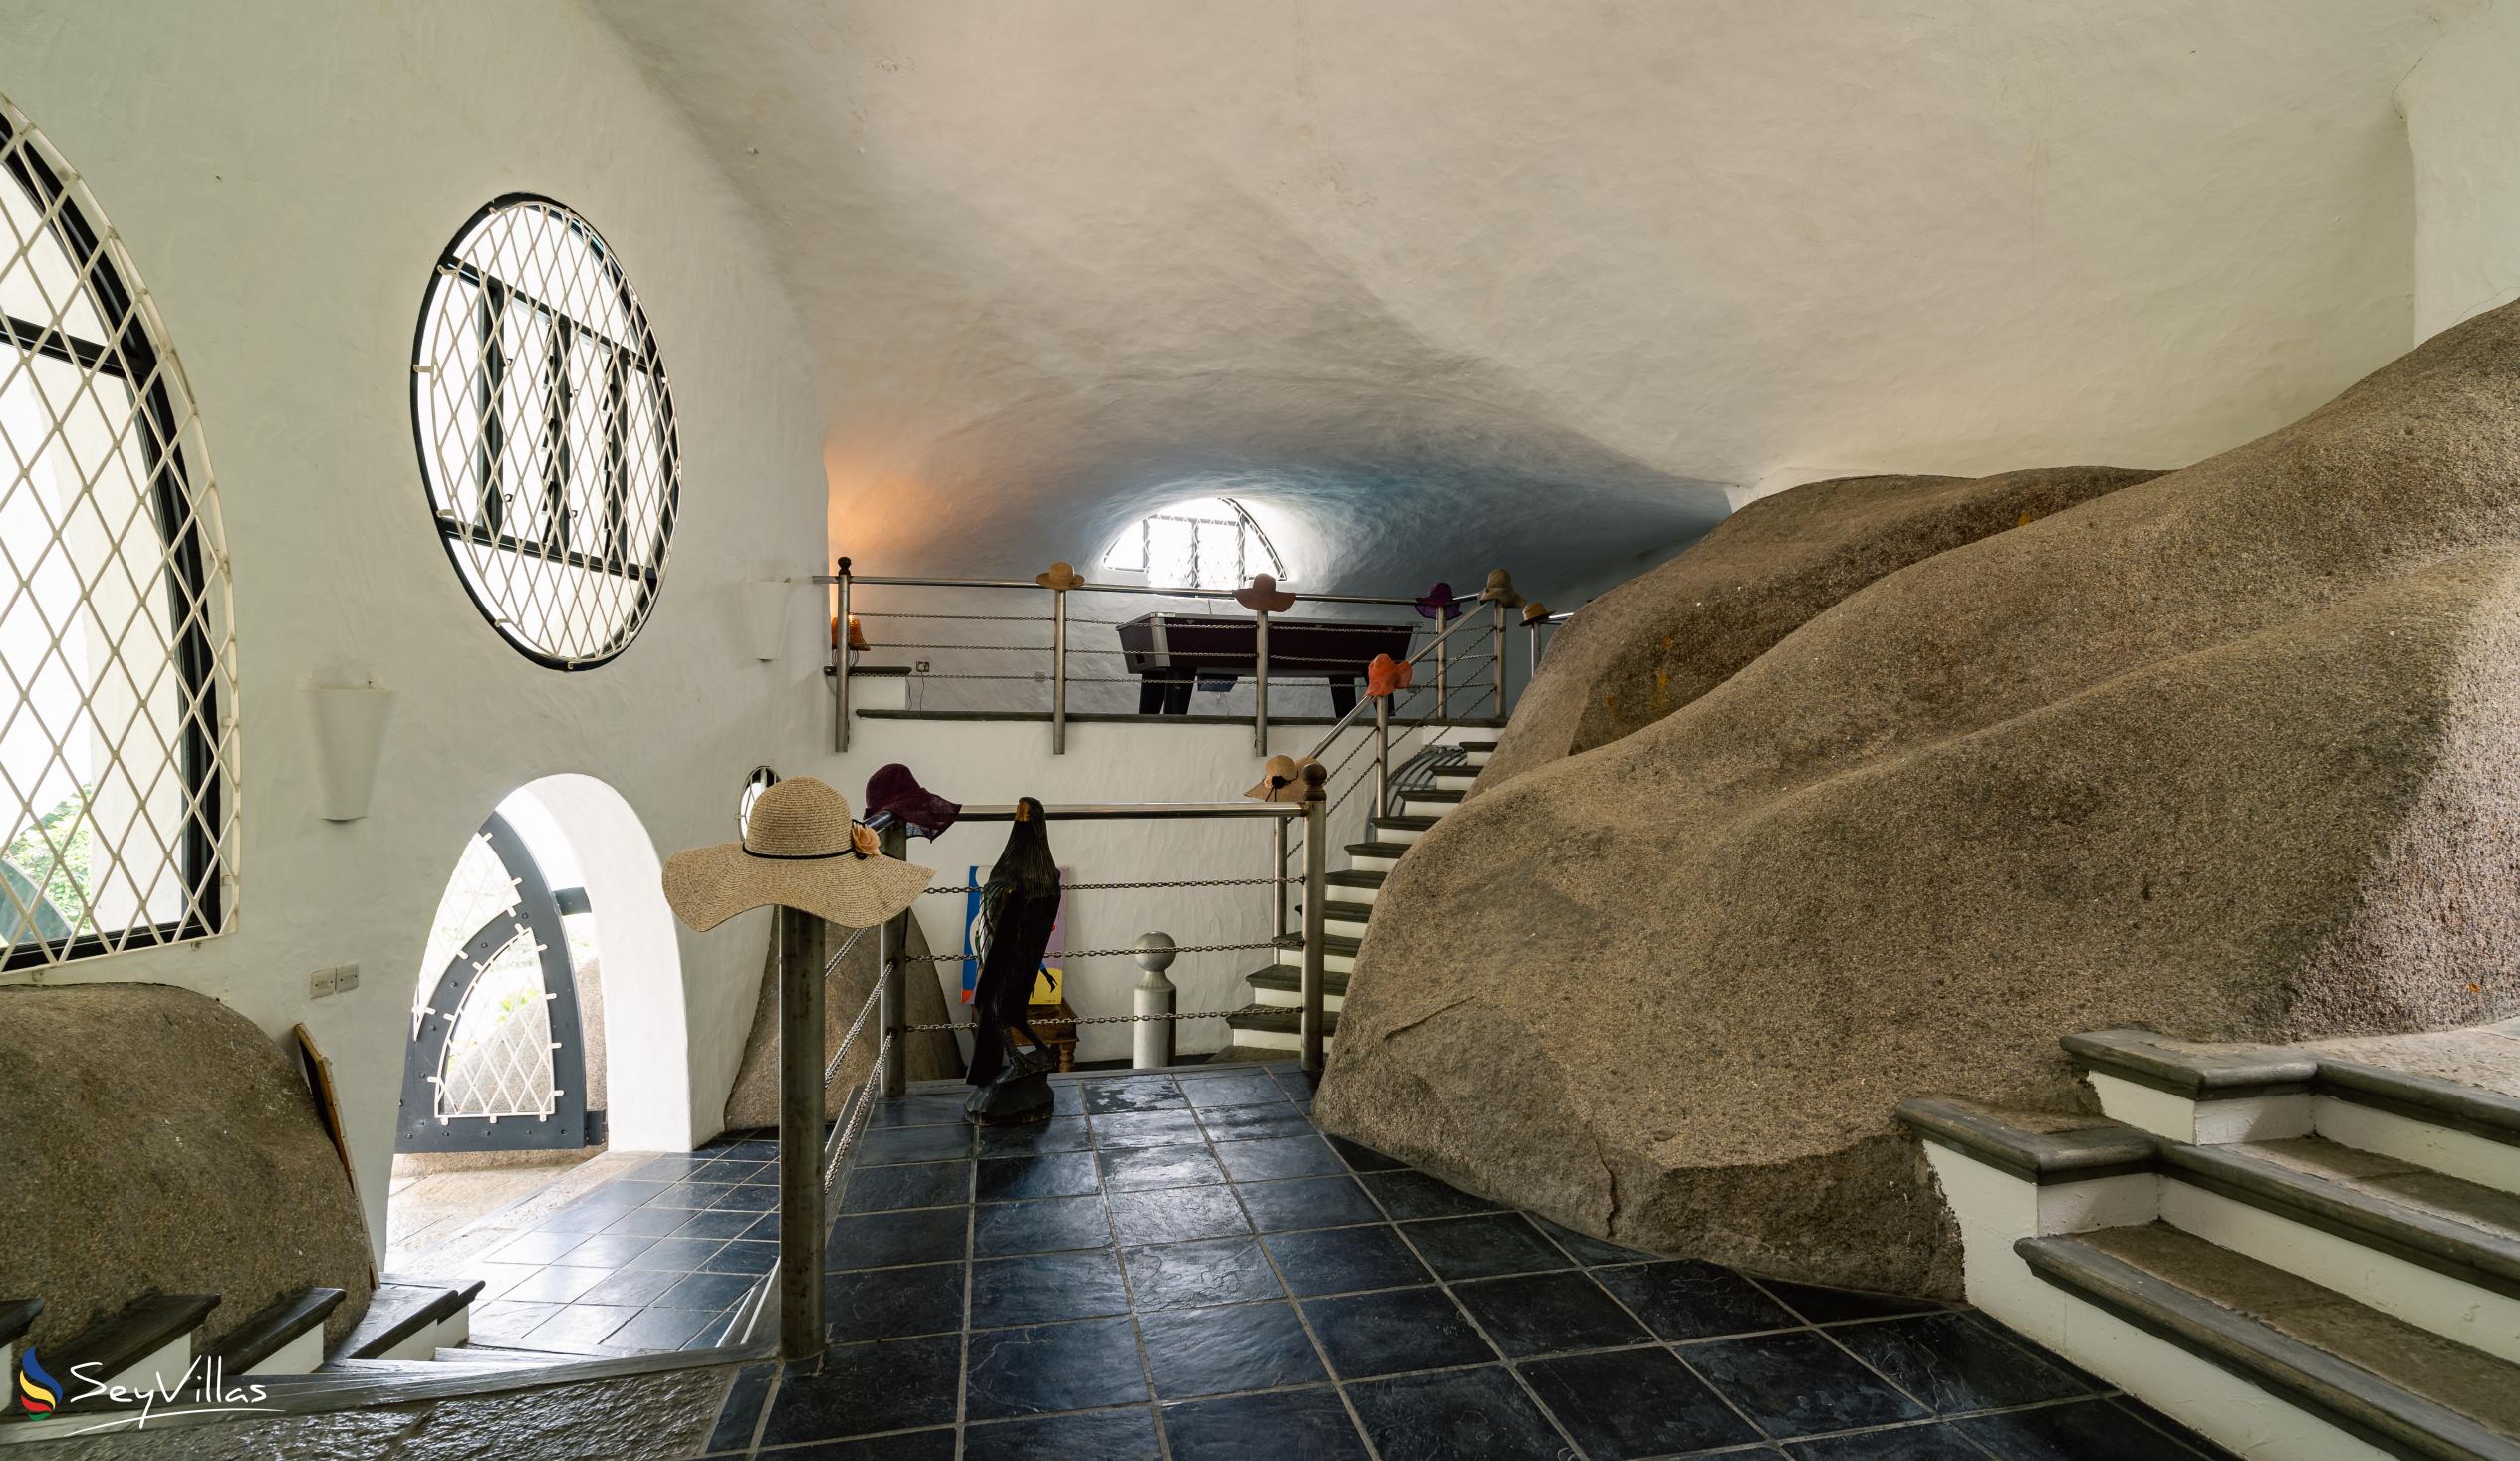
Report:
0,0,828,1256
817,701,1437,1066
2403,0,2520,341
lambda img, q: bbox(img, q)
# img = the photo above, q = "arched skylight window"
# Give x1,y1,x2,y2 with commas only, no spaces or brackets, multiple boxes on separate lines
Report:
1100,497,1285,592
0,93,237,972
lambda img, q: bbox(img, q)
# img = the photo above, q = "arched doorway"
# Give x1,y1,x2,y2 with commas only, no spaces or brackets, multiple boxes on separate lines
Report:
396,808,596,1153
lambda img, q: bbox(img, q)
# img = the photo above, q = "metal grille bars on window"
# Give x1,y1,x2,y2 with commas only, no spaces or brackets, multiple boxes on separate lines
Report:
817,559,1513,756
759,784,1325,1361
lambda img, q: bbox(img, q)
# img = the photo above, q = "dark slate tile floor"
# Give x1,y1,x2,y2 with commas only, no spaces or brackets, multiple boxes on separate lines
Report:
461,1136,781,1356
688,1062,2243,1460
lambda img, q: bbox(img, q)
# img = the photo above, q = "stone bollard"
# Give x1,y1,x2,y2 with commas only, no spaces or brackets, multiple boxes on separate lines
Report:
1133,932,1178,1070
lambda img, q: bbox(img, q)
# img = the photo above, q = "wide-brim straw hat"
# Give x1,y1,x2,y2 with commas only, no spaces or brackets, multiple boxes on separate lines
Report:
1245,754,1320,802
1521,601,1551,625
1234,573,1297,613
1035,561,1087,591
665,776,932,931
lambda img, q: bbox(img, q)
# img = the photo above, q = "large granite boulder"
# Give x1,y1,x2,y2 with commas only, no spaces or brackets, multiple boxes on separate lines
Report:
723,910,962,1131
1317,300,2520,1296
0,984,376,1354
1477,465,2162,790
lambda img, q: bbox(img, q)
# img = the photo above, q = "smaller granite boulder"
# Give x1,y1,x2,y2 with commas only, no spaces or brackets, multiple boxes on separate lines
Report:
1477,465,2162,789
723,911,962,1131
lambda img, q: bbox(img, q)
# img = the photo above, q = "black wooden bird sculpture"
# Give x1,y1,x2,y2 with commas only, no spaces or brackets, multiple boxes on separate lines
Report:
966,797,1061,1123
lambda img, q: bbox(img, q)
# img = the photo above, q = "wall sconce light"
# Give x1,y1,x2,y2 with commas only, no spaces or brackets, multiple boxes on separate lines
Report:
310,683,395,822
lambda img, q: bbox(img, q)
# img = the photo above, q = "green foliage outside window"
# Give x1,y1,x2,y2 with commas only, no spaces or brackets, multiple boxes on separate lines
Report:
2,789,95,932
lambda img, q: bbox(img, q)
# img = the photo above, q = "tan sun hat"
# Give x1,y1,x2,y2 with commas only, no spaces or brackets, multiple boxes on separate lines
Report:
664,777,933,931
1244,754,1321,802
1035,561,1087,591
1233,573,1296,613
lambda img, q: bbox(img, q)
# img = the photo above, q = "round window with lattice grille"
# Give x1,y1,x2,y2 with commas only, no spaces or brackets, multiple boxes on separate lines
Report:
0,93,236,973
410,195,679,669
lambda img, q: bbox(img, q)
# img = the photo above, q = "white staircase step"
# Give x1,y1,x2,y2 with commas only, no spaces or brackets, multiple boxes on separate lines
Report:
2154,1136,2520,1365
2066,1027,2520,1198
2020,1224,2520,1461
1901,1090,2520,1461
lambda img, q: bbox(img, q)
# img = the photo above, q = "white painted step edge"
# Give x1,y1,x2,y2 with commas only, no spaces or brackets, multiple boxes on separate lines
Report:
1231,1025,1334,1054
2085,1068,2520,1201
1255,986,1344,1012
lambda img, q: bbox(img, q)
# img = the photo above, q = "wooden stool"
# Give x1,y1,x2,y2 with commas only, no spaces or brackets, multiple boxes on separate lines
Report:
1013,998,1080,1073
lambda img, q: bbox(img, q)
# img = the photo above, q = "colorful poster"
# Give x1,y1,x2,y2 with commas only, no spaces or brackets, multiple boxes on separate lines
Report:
961,866,1067,1006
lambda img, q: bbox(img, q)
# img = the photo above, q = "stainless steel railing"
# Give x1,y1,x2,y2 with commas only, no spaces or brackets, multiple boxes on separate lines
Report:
817,559,1518,755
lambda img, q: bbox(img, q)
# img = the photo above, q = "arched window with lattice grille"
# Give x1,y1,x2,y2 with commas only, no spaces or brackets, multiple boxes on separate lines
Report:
0,94,236,972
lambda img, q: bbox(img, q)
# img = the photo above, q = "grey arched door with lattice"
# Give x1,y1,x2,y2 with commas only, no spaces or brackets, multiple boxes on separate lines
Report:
395,811,592,1153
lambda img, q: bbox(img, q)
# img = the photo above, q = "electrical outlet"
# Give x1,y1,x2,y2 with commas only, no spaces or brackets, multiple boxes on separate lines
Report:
334,963,360,993
309,967,337,999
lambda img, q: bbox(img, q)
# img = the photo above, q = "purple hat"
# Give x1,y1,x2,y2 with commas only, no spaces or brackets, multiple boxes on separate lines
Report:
865,764,961,840
1415,582,1463,620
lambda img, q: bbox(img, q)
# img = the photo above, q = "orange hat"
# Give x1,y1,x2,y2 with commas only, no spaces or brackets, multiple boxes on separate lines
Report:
1366,653,1413,698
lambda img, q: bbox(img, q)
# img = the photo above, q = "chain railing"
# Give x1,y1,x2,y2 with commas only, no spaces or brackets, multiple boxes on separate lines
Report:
815,559,1518,755
752,788,1330,1361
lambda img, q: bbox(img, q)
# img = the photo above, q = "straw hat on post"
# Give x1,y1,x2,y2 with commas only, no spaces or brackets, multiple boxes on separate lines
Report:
1521,602,1551,625
664,777,932,931
1034,562,1087,591
1234,574,1297,613
1476,569,1524,608
1244,754,1321,802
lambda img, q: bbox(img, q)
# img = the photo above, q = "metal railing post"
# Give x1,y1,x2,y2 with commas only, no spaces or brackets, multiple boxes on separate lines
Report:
1527,618,1542,674
775,904,828,1359
1373,692,1392,821
1299,766,1329,1074
1252,609,1270,755
878,823,909,1098
1274,817,1290,943
1051,587,1069,755
1493,597,1510,717
833,557,852,754
1434,616,1450,719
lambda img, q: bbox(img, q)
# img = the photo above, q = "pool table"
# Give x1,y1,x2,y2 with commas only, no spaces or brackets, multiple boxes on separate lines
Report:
1115,612,1417,715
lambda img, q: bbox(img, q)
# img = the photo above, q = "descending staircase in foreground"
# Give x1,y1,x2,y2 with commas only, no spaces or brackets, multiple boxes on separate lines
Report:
1900,1025,2520,1461
0,1274,493,1419
1222,740,1490,1056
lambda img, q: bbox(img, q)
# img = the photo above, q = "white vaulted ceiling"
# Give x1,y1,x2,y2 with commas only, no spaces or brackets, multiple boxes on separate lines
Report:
591,0,2471,595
